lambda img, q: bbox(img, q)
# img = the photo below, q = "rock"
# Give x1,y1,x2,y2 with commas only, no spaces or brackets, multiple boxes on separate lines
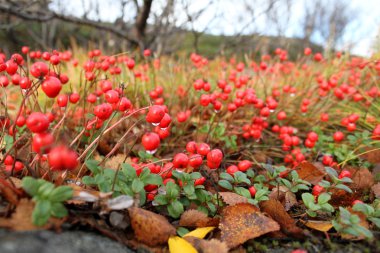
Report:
0,229,134,253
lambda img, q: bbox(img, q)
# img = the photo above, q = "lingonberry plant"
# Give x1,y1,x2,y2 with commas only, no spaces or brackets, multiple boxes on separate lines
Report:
0,46,379,248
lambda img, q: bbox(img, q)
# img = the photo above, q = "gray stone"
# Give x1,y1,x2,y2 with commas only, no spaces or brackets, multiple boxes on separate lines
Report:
0,229,135,253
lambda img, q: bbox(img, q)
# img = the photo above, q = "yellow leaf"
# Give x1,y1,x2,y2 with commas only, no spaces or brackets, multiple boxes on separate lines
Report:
183,227,215,239
305,220,333,232
168,236,198,253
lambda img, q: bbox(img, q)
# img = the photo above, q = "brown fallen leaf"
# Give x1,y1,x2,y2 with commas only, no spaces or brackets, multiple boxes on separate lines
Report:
179,209,219,227
304,220,333,232
128,207,176,246
219,203,280,248
185,236,228,253
0,198,64,231
371,183,380,198
260,199,304,238
0,178,19,205
219,192,248,206
295,161,325,185
105,155,130,170
349,167,375,190
360,148,380,164
269,186,298,211
330,188,361,207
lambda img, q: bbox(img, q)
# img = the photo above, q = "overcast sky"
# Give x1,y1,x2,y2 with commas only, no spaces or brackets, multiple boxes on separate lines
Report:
50,0,380,56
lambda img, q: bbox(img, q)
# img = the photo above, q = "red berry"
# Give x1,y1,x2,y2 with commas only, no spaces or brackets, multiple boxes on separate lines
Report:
30,62,49,78
333,131,344,142
94,103,113,120
338,170,351,179
26,112,49,133
207,149,223,164
238,160,252,172
189,154,203,168
197,143,210,156
57,94,68,107
312,185,324,196
141,132,160,151
194,177,206,186
42,76,62,98
32,132,54,153
146,105,165,124
186,141,198,154
69,93,80,104
226,165,239,175
248,186,256,197
173,153,189,169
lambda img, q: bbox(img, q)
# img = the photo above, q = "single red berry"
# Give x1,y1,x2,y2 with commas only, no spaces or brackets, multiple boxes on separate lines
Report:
94,103,113,120
30,62,49,78
194,177,206,186
42,76,62,98
207,149,223,164
173,153,189,169
338,170,351,179
226,165,239,175
312,185,324,196
186,141,198,154
333,131,344,142
57,94,68,107
141,132,160,151
32,132,54,153
146,105,165,124
189,154,203,168
69,93,80,104
26,112,49,133
197,143,211,156
238,160,252,172
248,186,256,197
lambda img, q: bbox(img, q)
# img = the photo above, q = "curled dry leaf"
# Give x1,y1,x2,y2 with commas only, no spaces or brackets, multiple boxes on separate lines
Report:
295,161,325,185
219,203,280,248
348,167,375,190
129,207,176,246
260,199,304,238
179,209,219,227
219,192,248,206
106,195,134,210
304,220,333,232
0,199,63,231
185,236,228,253
0,178,20,205
269,186,298,211
371,183,380,198
330,188,361,207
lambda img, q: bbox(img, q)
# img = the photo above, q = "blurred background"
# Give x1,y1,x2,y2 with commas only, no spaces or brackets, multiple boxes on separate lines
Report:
0,0,379,58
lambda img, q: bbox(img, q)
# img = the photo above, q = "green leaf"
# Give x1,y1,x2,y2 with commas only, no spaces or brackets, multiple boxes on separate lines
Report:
234,172,251,185
139,168,151,181
32,200,52,226
319,180,331,188
302,193,315,206
190,172,202,180
131,178,144,193
37,181,56,198
177,227,190,237
167,200,184,218
82,176,96,185
335,184,353,193
318,193,331,205
220,172,234,182
339,177,353,183
49,186,73,202
154,194,168,205
166,182,180,199
234,187,251,198
368,217,380,228
121,163,137,180
85,160,100,173
143,174,163,186
183,184,195,196
218,180,233,190
22,177,41,196
325,167,338,178
50,202,68,218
